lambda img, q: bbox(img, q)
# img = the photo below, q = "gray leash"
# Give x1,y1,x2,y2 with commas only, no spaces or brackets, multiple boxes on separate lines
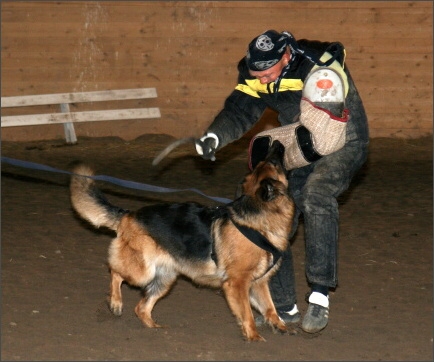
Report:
1,156,233,204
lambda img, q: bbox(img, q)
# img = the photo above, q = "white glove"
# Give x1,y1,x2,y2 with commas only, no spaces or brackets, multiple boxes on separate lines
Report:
195,133,219,161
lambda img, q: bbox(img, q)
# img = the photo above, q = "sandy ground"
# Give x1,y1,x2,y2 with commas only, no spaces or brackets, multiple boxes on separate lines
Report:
1,134,432,361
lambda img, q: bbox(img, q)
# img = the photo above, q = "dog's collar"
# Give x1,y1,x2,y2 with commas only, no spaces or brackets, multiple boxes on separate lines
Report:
212,204,283,268
229,216,283,268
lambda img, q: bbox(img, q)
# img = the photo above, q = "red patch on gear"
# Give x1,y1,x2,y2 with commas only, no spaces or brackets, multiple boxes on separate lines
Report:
316,79,333,89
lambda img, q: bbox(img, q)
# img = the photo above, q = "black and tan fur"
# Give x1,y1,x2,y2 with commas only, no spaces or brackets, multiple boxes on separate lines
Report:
69,141,295,341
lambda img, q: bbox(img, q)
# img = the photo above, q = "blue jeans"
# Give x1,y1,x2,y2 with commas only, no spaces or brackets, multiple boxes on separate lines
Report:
269,132,369,309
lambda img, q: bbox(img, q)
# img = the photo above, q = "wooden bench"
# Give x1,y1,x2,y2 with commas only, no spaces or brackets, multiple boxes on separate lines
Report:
1,88,161,144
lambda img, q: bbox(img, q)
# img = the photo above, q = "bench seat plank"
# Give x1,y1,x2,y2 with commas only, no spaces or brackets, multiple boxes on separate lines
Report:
1,88,158,108
2,108,161,127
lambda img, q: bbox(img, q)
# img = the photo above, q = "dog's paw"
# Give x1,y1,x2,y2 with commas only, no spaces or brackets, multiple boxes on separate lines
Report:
244,328,267,342
109,301,123,316
139,319,164,328
246,333,267,342
272,322,299,336
271,323,289,335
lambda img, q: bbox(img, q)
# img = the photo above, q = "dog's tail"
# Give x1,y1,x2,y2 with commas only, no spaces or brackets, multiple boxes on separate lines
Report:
70,163,128,231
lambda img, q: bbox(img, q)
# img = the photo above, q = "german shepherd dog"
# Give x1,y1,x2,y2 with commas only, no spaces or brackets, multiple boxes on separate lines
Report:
69,140,295,341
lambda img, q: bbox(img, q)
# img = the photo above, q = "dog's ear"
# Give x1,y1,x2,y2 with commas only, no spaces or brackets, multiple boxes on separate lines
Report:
258,178,277,202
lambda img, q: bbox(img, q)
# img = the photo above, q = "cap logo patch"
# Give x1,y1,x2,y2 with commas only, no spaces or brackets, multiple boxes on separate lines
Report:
256,35,274,51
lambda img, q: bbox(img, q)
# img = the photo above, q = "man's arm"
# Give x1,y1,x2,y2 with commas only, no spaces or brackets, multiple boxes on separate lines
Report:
195,88,266,160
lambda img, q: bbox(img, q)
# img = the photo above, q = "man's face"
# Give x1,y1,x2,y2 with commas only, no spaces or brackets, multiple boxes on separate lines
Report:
249,53,290,84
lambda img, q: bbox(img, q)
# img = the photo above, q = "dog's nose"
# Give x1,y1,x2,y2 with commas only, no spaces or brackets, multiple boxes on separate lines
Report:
266,140,285,166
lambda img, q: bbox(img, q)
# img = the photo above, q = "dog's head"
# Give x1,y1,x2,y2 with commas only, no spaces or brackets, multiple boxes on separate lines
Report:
236,140,288,202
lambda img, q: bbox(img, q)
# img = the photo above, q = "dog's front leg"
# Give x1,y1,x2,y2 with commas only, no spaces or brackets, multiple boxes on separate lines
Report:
109,270,124,316
223,278,265,342
250,280,288,334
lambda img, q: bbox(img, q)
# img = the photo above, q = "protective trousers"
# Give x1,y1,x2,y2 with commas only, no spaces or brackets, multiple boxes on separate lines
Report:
268,138,368,309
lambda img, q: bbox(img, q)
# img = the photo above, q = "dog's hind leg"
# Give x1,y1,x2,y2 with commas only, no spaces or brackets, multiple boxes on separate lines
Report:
250,280,287,334
109,270,124,316
134,269,178,328
222,278,265,342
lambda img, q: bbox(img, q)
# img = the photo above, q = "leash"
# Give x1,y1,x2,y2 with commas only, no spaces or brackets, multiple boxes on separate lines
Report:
152,137,196,166
1,156,233,204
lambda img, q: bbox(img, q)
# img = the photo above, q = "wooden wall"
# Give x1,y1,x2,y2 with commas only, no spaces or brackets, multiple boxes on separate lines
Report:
1,1,432,142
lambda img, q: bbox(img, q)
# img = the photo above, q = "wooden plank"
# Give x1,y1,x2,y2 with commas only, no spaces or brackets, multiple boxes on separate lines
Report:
1,88,158,108
3,19,431,40
1,42,431,69
2,77,431,103
60,103,77,144
3,0,432,19
368,129,432,138
2,43,430,68
1,108,161,127
6,64,432,90
1,54,431,82
2,61,433,90
2,2,431,24
3,10,431,44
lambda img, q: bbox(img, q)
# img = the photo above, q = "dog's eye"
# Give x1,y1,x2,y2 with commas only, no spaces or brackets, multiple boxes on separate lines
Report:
258,178,277,202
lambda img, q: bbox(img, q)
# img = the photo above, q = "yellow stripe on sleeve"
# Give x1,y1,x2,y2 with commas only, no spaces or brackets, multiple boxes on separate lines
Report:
234,83,261,98
235,78,304,96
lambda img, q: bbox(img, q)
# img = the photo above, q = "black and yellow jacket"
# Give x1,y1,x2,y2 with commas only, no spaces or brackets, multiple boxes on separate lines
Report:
206,39,369,150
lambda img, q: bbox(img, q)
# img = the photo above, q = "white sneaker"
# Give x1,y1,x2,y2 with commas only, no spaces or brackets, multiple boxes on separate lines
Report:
278,304,301,324
301,292,330,333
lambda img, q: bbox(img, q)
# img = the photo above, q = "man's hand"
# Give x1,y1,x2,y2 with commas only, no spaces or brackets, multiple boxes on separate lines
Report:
195,133,219,161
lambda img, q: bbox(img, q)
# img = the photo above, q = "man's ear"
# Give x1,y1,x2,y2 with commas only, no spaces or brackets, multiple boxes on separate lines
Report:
282,51,291,66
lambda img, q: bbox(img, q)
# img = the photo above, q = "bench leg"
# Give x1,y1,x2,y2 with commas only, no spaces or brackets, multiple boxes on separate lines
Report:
60,103,77,144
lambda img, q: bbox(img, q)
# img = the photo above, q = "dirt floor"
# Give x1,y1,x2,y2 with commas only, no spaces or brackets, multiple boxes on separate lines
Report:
1,134,432,361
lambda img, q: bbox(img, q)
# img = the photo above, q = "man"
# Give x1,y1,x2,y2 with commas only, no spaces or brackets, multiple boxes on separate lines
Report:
195,29,369,333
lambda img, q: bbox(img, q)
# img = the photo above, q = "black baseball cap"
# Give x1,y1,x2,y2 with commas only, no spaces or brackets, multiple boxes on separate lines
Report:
246,30,288,71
